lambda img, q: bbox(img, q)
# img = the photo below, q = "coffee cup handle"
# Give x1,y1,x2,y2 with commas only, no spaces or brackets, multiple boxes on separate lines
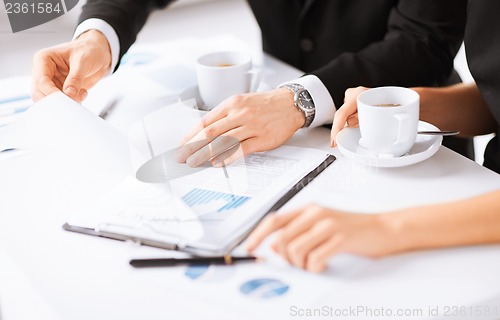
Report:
247,69,261,93
393,113,411,145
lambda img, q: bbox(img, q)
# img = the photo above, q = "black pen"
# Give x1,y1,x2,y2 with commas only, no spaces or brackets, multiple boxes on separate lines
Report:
129,255,261,268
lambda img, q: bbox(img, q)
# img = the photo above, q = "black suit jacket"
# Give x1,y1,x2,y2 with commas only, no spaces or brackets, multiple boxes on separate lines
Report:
78,0,466,106
465,0,500,174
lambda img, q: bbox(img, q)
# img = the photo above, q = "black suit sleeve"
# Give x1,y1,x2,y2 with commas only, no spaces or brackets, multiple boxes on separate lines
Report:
312,0,467,106
78,0,173,65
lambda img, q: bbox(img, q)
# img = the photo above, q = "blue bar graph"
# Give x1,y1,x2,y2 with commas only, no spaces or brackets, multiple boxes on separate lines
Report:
182,188,250,212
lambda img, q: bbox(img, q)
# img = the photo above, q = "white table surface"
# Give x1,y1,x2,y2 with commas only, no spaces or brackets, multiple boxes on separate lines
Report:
2,1,500,320
1,52,500,320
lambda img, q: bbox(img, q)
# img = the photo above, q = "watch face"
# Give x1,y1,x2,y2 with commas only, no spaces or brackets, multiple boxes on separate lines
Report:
298,90,315,111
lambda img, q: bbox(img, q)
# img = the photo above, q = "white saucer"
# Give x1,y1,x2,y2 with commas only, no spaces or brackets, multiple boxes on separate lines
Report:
336,121,442,167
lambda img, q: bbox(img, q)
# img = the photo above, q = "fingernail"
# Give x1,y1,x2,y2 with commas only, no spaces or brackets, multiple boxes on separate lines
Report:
64,86,77,97
81,91,88,101
186,155,199,167
175,151,185,163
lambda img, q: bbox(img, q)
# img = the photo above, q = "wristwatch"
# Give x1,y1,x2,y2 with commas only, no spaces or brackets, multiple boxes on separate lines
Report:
279,83,316,128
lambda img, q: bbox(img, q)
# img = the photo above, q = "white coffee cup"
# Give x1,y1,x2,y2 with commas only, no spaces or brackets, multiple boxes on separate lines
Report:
357,86,419,157
196,51,261,109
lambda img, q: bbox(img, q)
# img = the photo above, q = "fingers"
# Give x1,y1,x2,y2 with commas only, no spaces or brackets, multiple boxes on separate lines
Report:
32,30,111,103
177,117,237,162
330,104,356,148
210,142,242,167
32,75,60,102
247,205,344,273
346,113,359,127
32,46,89,103
271,207,325,261
330,86,367,147
79,88,89,102
246,208,304,252
177,130,260,169
184,136,241,168
211,137,258,167
177,124,249,167
62,61,87,102
31,51,62,102
305,237,342,273
180,106,228,145
175,139,210,164
285,220,336,269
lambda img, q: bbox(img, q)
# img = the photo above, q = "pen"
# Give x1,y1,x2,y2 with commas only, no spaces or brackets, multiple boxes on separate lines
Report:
130,255,260,268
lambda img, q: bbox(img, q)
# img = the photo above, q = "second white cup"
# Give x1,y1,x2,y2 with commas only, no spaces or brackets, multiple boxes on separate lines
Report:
196,51,261,109
357,86,420,157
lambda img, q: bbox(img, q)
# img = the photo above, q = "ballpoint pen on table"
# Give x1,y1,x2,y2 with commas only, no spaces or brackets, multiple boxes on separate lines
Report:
130,255,261,268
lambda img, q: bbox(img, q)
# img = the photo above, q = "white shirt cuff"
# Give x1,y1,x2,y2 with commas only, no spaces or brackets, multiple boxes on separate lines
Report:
73,18,120,74
279,75,336,128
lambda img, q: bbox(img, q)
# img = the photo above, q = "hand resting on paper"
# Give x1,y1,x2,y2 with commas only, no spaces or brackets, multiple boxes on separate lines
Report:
31,30,112,103
175,88,305,167
247,186,500,273
246,205,393,273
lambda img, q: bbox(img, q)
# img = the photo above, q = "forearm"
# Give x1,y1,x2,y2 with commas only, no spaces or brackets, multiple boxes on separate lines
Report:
382,190,500,254
416,83,497,136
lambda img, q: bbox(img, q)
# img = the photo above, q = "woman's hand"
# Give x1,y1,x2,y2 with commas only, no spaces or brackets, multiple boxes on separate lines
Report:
330,86,369,147
246,204,397,273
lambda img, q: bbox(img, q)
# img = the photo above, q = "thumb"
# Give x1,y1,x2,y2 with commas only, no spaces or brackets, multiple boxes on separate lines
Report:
63,64,86,102
330,108,346,147
330,86,368,147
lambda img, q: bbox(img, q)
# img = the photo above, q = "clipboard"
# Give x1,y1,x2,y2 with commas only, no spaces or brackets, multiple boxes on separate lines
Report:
63,154,336,256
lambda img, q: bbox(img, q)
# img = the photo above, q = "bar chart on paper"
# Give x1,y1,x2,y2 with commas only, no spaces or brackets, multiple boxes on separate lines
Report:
182,188,251,217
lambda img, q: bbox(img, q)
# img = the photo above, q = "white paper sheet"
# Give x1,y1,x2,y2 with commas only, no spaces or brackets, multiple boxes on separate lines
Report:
0,92,132,174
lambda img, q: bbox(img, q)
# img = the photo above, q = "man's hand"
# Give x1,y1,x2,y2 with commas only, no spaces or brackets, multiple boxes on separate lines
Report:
246,205,396,273
330,86,369,147
31,30,112,103
175,88,305,167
